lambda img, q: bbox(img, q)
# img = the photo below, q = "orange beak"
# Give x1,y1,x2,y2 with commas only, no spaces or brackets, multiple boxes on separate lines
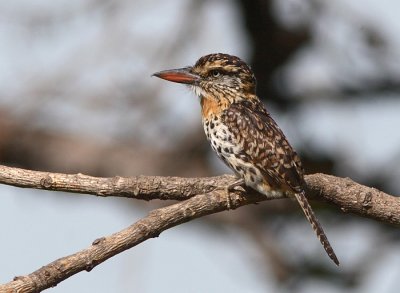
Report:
152,67,199,85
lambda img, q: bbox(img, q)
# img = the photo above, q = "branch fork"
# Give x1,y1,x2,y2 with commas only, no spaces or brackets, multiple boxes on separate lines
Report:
0,165,398,292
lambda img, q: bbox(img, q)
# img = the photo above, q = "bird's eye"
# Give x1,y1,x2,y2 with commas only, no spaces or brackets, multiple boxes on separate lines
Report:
210,70,221,78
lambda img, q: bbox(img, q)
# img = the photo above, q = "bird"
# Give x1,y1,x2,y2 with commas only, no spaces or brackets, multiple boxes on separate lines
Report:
153,53,339,266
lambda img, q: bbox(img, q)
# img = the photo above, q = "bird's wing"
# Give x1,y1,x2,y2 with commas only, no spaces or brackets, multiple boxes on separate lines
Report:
222,100,305,194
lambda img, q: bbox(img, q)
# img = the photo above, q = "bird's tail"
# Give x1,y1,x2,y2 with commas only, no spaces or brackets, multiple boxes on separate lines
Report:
294,192,339,266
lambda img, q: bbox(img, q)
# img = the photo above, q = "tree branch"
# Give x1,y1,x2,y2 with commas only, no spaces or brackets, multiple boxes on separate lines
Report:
0,164,399,292
305,174,400,225
0,165,398,224
0,164,229,200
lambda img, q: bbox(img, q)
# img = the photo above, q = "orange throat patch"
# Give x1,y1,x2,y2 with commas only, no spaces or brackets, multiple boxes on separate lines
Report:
200,96,227,119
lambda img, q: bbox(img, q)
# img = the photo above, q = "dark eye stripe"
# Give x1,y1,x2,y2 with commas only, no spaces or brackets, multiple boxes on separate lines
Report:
208,68,238,78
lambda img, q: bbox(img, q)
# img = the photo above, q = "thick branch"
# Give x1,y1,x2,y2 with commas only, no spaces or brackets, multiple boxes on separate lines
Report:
0,164,228,200
305,174,400,225
0,165,398,225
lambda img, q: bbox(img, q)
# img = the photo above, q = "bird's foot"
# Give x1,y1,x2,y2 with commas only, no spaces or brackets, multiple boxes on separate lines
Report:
227,178,246,192
217,178,245,210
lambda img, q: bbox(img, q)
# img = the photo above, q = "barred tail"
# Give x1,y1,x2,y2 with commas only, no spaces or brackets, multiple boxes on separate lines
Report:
294,192,339,266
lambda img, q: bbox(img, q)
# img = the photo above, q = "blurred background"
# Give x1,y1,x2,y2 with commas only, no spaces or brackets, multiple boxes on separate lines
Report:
1,0,399,292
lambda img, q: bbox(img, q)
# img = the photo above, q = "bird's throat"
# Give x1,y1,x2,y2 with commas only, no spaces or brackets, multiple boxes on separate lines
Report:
200,96,227,119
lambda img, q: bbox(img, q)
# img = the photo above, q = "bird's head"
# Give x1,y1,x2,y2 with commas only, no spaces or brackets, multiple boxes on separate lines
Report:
153,53,257,105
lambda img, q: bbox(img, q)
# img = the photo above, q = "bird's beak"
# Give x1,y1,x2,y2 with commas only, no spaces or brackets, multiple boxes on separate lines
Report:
152,67,199,85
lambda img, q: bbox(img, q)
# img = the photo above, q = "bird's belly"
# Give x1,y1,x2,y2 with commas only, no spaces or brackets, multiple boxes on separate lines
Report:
203,118,267,192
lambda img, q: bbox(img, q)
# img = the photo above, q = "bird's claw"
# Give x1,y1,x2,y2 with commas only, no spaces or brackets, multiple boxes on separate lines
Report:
215,178,245,210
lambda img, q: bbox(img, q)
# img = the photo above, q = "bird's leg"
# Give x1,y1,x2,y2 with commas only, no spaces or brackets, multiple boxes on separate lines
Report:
217,178,245,210
227,178,246,192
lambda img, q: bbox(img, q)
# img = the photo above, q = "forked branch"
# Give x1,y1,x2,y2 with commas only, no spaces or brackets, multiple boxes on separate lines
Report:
0,165,399,292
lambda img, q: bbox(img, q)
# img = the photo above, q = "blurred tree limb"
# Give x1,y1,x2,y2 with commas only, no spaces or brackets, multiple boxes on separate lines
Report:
0,164,399,292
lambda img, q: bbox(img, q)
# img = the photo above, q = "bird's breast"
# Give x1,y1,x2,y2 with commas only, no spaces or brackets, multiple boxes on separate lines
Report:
202,114,263,186
202,115,236,155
